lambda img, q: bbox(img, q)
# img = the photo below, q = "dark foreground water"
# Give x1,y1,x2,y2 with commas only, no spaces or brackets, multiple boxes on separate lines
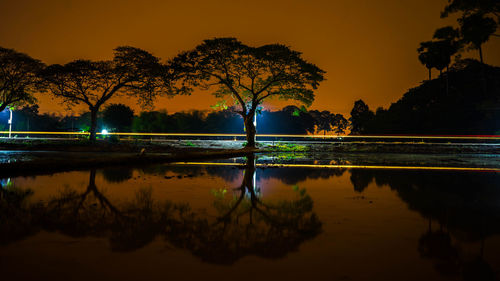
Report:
1,156,500,281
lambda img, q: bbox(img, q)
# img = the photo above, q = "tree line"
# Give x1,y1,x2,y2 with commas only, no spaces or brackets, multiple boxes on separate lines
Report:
418,0,498,77
2,0,498,142
1,38,325,147
350,0,500,135
0,103,349,136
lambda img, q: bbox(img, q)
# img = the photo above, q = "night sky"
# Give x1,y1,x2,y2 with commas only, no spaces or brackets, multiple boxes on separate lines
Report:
1,0,499,116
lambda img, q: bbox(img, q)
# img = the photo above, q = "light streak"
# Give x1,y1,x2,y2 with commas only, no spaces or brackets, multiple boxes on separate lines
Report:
170,162,500,172
0,131,499,140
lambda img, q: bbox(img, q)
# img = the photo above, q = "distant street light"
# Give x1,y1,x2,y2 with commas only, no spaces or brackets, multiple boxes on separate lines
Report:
101,129,109,135
7,107,13,138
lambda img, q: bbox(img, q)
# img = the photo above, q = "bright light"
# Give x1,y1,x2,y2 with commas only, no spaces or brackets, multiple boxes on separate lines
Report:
7,107,12,138
101,129,109,135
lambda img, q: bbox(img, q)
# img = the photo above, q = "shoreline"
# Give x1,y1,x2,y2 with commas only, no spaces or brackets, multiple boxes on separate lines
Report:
1,139,499,178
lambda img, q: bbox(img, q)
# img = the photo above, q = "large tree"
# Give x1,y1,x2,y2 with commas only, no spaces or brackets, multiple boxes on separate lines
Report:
40,47,165,141
0,47,45,113
168,38,325,148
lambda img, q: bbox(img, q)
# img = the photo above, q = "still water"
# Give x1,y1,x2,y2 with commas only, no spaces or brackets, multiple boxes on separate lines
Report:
1,155,499,281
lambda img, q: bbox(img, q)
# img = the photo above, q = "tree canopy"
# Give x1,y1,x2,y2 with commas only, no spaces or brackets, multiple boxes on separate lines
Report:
0,47,45,112
168,37,325,147
40,46,166,140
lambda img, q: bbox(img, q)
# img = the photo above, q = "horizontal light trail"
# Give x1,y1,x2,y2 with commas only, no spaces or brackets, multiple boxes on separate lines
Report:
170,162,500,172
1,131,499,140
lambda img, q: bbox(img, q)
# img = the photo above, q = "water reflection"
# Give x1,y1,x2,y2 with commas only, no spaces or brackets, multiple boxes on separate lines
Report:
2,158,500,280
118,160,347,186
0,155,322,264
349,169,500,280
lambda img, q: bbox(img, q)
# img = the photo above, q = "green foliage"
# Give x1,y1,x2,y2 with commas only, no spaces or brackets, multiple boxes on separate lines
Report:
210,100,228,111
271,143,308,152
184,141,196,147
168,37,325,147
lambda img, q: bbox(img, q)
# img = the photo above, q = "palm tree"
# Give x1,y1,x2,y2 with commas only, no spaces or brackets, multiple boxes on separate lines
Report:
458,12,497,64
418,42,436,81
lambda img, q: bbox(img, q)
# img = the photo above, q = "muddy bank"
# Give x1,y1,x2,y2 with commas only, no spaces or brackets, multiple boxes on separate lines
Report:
1,139,499,154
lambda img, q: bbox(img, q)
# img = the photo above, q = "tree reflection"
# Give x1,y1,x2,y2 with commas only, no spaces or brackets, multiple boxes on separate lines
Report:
349,169,500,280
100,167,133,183
0,154,322,264
165,154,322,264
128,158,346,186
0,180,40,245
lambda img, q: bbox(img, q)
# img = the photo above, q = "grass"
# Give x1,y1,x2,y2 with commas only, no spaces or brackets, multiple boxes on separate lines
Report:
184,141,197,147
267,142,308,152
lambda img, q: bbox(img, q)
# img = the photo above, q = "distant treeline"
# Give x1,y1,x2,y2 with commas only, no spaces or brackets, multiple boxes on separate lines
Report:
350,60,500,135
2,60,499,136
0,104,348,135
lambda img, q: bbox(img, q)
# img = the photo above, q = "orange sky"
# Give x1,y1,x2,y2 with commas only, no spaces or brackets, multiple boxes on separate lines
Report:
0,0,499,117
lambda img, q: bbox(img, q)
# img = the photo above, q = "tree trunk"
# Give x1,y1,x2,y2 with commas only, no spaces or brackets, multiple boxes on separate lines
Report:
445,65,449,95
428,68,432,81
243,154,256,191
478,44,484,64
89,169,97,189
478,44,487,94
89,108,98,142
243,114,256,148
243,153,258,206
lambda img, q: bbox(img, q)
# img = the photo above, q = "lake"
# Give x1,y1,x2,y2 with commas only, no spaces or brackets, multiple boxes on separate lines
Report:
1,154,499,281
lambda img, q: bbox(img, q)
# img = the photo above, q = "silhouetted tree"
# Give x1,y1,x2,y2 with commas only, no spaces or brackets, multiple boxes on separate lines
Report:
349,100,374,135
441,0,500,23
102,103,134,132
0,47,45,112
440,0,499,64
132,110,171,133
418,41,437,81
310,110,335,135
458,12,497,64
333,114,348,134
168,38,325,147
204,109,243,133
40,46,165,141
433,26,461,94
418,37,457,81
372,60,500,134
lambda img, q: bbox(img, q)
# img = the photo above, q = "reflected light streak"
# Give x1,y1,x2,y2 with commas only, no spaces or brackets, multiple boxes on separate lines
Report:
170,162,500,172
